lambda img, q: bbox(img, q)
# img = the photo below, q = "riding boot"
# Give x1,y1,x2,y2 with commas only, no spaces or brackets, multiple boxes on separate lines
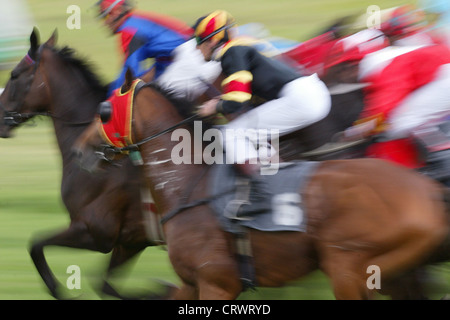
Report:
234,162,272,218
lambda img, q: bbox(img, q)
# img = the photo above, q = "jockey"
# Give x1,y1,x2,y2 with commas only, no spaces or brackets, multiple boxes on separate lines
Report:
196,10,331,217
95,0,221,100
326,28,450,168
419,0,450,48
380,5,437,46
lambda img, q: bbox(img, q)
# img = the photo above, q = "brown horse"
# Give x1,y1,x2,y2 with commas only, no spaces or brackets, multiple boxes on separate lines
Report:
74,71,450,299
0,29,168,299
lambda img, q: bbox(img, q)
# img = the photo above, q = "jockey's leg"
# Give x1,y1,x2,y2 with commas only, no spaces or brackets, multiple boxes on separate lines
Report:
225,73,331,136
221,74,331,218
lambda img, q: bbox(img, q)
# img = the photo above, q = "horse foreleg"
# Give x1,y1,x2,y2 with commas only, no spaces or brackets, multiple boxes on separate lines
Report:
101,244,148,299
29,221,107,299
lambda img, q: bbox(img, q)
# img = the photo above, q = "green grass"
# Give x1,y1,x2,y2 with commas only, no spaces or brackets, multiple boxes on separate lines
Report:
3,0,450,300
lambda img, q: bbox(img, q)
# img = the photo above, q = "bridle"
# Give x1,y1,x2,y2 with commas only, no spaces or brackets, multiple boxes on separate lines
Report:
1,45,49,126
1,44,93,127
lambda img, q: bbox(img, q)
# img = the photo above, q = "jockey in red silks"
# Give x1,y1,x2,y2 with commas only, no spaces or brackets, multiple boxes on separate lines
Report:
280,31,340,78
380,5,440,46
418,0,450,48
325,28,450,168
95,0,221,100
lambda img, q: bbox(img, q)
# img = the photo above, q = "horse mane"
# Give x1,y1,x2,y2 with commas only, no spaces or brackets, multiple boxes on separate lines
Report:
144,82,197,120
52,46,109,99
142,82,215,134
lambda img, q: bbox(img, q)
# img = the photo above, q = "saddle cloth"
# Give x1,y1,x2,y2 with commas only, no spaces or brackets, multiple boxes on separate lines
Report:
208,161,319,234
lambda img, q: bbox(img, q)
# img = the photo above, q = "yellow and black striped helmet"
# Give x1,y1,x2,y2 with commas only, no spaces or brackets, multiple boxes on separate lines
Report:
194,10,235,45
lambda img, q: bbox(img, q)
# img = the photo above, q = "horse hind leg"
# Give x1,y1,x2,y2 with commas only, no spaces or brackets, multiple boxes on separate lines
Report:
321,249,372,300
366,224,447,297
323,223,446,300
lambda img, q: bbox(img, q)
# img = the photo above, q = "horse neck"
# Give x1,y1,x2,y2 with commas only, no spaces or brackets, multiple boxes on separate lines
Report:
43,54,104,163
135,89,207,214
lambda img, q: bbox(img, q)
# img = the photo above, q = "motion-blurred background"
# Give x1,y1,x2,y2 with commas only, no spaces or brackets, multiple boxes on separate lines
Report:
1,0,449,300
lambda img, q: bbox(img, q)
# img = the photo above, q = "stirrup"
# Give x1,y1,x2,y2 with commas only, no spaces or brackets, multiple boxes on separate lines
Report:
224,199,253,221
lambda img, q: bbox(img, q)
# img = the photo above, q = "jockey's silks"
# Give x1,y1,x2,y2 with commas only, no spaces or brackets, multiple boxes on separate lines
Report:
215,40,300,115
108,11,193,95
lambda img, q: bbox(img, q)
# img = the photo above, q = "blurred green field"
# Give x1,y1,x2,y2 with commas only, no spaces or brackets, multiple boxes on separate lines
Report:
3,0,449,300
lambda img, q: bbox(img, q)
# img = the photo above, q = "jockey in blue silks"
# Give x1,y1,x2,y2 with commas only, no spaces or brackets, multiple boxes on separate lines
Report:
96,0,221,99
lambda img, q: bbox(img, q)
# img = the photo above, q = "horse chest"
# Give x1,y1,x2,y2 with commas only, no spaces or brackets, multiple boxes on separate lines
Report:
143,153,182,193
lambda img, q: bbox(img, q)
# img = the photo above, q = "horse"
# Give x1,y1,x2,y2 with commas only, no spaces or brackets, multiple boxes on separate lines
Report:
0,28,169,299
73,71,450,300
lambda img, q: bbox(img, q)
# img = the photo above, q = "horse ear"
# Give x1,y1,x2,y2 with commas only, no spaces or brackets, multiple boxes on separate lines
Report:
30,27,40,57
121,68,135,93
125,68,135,84
44,29,58,48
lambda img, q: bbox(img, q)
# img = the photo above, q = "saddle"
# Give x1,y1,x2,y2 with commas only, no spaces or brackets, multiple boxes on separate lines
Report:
208,161,319,234
207,160,319,289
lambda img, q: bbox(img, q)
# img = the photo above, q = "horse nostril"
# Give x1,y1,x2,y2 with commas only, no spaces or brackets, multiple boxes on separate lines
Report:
71,147,83,159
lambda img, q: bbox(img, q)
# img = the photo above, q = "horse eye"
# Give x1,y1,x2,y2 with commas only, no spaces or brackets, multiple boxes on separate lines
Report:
10,70,19,80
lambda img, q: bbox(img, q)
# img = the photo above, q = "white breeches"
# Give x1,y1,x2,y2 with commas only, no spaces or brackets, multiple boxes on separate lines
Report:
223,73,331,164
387,63,450,139
156,39,222,101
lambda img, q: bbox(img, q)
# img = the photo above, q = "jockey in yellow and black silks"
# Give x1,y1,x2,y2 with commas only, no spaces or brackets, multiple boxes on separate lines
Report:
195,10,332,218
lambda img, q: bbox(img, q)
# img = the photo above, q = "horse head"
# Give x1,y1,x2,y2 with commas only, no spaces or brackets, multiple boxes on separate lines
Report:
0,27,57,138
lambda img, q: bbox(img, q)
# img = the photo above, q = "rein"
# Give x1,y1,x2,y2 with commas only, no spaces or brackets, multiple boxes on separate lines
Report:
114,113,200,153
2,106,93,127
1,105,50,126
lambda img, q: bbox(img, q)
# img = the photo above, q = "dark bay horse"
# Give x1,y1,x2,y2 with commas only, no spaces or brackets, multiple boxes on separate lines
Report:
0,29,167,299
74,73,450,299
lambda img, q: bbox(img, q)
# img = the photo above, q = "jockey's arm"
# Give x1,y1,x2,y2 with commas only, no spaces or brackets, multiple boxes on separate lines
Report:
107,29,154,95
358,63,413,124
215,47,253,115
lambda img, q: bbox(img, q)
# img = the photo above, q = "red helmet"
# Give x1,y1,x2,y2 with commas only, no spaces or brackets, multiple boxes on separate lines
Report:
96,0,133,18
381,5,425,38
325,29,389,69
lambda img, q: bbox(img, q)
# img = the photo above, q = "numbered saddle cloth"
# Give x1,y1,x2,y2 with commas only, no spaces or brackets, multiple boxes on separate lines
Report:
208,161,319,233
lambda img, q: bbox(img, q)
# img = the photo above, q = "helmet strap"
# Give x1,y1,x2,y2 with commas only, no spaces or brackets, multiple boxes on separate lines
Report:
196,22,235,45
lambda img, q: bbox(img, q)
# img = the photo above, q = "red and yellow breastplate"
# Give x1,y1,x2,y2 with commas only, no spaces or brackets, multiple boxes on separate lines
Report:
99,79,142,148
